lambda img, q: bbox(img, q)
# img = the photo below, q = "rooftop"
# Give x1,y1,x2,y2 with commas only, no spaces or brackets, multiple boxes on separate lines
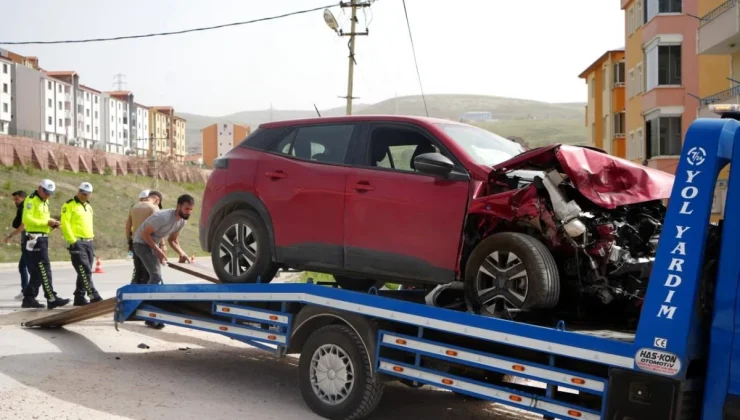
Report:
577,49,625,79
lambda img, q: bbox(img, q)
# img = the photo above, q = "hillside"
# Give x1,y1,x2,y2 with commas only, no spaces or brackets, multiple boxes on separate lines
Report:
178,94,586,152
0,166,206,263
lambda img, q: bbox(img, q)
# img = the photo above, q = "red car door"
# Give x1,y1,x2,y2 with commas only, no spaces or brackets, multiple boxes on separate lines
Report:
255,123,359,270
343,122,471,284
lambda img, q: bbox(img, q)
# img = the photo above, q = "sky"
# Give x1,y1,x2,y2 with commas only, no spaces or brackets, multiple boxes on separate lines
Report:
0,0,624,117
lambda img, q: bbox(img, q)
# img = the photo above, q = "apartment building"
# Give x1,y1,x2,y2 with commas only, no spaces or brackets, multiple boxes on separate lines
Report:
149,108,171,158
0,57,11,134
101,94,130,155
43,74,76,143
79,85,102,148
697,0,740,114
201,122,251,168
134,104,150,156
579,50,626,157
173,116,186,162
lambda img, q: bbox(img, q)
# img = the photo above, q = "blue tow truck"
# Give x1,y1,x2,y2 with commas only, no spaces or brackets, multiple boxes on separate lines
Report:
67,110,740,419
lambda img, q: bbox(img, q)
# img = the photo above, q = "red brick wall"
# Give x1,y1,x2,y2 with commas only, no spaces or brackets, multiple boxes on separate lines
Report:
0,135,211,183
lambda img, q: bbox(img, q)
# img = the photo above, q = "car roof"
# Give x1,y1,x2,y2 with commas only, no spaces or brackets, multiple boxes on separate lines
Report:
258,114,461,129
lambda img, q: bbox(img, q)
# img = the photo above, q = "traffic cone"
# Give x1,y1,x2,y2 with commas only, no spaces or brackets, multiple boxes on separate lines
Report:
94,256,105,274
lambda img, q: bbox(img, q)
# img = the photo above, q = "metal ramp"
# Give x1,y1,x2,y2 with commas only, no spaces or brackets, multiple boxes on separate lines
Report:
21,262,216,328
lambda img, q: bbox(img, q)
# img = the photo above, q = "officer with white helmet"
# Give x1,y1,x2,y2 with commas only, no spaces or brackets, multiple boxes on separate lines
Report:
61,182,103,306
21,179,70,309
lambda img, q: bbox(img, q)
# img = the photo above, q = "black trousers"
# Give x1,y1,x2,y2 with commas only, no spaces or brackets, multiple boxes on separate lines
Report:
70,240,99,298
24,236,57,301
130,251,150,285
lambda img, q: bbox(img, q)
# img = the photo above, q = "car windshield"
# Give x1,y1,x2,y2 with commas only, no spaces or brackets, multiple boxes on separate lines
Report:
437,123,524,166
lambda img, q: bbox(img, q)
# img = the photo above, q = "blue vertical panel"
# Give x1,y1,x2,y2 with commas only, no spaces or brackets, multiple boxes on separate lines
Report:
702,118,740,420
635,118,733,381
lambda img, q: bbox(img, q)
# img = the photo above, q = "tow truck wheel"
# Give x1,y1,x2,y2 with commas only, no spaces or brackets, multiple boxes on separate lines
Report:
211,210,279,284
299,324,384,420
464,232,560,318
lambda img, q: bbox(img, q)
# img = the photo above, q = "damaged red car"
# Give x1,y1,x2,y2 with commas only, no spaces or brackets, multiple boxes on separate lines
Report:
199,115,674,320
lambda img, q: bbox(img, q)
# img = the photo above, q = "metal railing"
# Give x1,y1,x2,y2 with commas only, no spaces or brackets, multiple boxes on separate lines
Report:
700,0,737,26
700,84,740,105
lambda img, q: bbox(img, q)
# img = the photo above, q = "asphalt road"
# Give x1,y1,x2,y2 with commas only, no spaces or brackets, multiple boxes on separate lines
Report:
0,257,538,420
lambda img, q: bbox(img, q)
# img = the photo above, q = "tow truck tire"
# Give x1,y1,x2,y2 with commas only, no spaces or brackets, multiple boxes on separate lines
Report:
298,324,384,420
464,232,560,318
211,210,279,284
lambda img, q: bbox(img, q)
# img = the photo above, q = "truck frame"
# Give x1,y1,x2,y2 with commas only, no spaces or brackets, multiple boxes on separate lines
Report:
24,116,740,420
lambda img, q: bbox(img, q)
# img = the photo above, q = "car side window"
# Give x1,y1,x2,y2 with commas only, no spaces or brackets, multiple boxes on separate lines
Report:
269,124,355,164
367,127,446,173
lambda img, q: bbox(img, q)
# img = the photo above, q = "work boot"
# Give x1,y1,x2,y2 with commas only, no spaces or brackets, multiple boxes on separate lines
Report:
145,320,165,330
90,293,103,303
47,297,71,310
73,296,89,306
21,297,45,309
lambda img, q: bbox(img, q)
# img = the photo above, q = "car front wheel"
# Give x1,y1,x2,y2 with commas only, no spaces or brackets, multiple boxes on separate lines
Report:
211,209,278,284
464,232,560,319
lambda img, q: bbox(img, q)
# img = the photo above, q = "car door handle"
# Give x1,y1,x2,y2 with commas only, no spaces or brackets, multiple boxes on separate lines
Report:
352,181,375,192
265,170,286,179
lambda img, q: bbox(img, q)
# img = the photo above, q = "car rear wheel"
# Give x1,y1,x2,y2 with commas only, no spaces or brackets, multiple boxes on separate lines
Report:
464,232,560,318
211,209,278,284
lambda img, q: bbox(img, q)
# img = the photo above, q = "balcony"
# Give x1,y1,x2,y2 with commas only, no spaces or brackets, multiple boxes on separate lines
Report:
698,85,740,117
698,0,740,55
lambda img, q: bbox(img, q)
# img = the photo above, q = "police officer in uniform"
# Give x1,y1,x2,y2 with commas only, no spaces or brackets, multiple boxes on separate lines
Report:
61,182,103,306
21,179,70,309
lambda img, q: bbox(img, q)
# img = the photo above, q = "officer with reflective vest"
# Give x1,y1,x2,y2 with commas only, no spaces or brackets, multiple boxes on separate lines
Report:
21,179,71,309
61,182,103,306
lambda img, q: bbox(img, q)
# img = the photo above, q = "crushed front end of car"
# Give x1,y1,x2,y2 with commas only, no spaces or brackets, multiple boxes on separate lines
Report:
464,144,675,322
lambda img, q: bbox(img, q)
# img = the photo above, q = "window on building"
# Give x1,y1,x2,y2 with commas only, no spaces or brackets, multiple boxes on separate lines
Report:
636,128,644,159
628,132,635,160
2,83,7,93
48,116,52,125
613,62,625,86
47,99,51,107
86,124,90,133
2,64,7,74
2,103,7,113
628,7,634,34
95,111,98,119
658,0,681,13
628,69,635,97
58,119,62,126
58,85,61,93
614,112,626,136
637,0,643,26
602,115,608,141
636,63,643,94
94,96,98,104
658,45,681,85
58,101,62,110
647,115,682,157
95,127,98,135
48,81,52,90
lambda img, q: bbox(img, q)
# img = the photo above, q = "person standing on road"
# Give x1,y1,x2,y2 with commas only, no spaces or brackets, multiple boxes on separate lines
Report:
4,190,29,300
61,182,103,306
21,179,70,309
125,190,163,284
132,194,194,328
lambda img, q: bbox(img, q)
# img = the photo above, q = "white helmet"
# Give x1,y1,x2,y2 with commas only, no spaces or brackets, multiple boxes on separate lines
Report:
40,179,56,195
138,189,151,199
79,182,93,194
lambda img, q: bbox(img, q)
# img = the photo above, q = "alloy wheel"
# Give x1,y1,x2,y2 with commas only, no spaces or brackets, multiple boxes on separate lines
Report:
475,250,529,318
219,222,258,277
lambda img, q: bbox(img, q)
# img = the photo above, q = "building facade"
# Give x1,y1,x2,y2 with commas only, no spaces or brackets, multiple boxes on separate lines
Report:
201,122,251,168
134,103,150,156
173,116,186,162
579,50,626,157
0,57,11,134
78,85,102,148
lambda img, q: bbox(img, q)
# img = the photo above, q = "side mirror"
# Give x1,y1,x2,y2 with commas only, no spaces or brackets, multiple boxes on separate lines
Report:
413,152,454,177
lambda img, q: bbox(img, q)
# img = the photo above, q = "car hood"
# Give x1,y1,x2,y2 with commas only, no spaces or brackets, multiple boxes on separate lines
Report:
489,144,675,209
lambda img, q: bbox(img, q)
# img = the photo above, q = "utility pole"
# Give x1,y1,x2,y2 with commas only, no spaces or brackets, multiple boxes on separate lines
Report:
338,1,370,115
113,73,127,90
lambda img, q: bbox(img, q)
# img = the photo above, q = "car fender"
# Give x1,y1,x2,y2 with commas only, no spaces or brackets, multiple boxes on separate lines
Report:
205,192,276,258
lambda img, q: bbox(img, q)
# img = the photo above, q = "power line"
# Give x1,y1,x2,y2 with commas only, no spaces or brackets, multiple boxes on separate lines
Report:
400,0,428,117
0,4,336,45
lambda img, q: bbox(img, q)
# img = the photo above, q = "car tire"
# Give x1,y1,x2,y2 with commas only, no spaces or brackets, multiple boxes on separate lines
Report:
298,324,384,420
333,275,385,292
464,232,560,318
211,209,278,284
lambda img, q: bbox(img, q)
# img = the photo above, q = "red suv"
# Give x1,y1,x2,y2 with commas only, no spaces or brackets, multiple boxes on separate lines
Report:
199,115,674,319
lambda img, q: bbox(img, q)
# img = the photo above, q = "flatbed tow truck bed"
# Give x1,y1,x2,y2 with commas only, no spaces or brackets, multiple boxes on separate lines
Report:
21,116,740,419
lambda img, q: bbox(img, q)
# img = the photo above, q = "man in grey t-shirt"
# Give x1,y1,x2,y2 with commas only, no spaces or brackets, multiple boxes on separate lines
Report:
133,194,194,282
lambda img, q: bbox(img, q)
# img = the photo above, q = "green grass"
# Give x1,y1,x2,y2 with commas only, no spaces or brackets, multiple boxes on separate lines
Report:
0,165,207,263
475,118,587,147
